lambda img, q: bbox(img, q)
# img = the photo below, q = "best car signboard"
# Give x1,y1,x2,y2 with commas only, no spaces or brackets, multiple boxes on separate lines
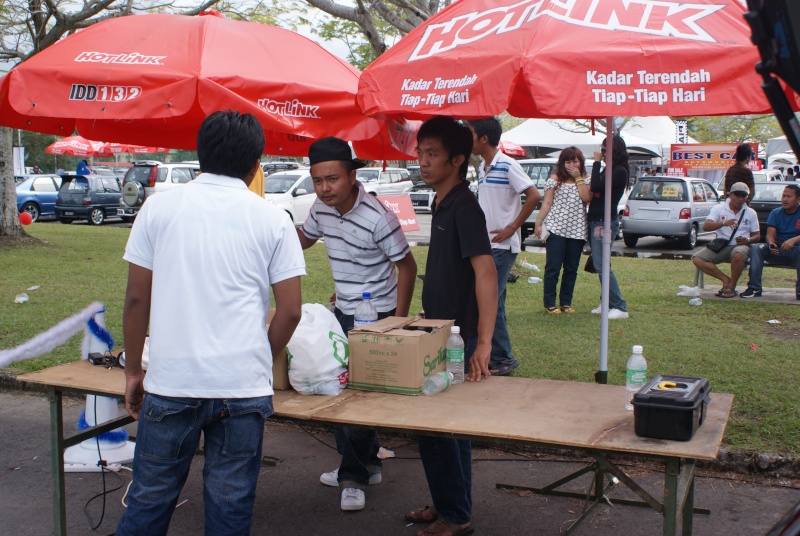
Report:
670,143,761,171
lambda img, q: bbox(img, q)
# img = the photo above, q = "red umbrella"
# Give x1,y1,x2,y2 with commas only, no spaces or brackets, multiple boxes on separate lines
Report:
358,0,785,119
498,139,526,158
45,135,104,156
96,143,170,157
357,0,791,384
0,12,409,156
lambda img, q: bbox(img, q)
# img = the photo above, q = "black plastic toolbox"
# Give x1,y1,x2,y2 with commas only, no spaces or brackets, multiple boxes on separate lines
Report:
632,374,711,441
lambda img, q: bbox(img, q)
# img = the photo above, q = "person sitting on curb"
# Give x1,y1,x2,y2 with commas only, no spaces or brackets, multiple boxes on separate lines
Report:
692,182,760,298
741,184,800,300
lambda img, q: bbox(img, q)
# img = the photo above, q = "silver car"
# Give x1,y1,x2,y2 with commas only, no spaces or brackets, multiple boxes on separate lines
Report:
622,176,721,249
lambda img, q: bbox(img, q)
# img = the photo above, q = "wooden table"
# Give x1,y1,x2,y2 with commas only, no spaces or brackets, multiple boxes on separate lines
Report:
20,360,734,536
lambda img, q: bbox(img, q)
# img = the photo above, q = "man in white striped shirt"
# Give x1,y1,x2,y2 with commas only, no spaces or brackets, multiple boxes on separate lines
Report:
297,137,417,512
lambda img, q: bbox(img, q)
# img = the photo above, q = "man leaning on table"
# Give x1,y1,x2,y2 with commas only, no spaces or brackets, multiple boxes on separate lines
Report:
741,184,800,300
117,110,304,536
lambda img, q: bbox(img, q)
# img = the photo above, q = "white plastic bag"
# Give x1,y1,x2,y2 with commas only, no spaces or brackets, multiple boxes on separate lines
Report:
287,304,349,395
677,285,700,297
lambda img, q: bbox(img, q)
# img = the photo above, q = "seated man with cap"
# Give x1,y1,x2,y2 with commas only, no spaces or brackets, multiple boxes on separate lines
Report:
692,182,760,298
296,137,417,512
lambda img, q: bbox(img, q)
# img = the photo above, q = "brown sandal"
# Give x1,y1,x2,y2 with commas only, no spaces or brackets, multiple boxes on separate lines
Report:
417,518,474,536
405,505,438,524
717,286,738,298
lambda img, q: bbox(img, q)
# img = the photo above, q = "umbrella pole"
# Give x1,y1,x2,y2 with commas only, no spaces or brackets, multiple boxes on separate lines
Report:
595,117,614,385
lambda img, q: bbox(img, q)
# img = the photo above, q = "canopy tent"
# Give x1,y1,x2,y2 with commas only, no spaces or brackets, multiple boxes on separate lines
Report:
767,151,797,168
501,119,663,158
765,136,792,159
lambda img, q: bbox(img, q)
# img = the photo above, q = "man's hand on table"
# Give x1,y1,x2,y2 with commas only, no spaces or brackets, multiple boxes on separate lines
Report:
125,371,145,420
467,341,492,382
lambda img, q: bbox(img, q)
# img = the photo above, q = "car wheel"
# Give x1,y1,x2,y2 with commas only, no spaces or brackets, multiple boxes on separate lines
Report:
58,218,72,224
89,208,105,226
21,203,40,223
623,234,639,247
680,224,698,250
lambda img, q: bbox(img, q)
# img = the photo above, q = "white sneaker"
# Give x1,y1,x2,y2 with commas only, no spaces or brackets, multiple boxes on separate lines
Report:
591,305,602,314
320,468,382,487
341,488,365,511
608,309,629,319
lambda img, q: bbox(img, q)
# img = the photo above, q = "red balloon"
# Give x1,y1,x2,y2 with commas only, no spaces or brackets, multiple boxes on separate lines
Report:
19,212,33,225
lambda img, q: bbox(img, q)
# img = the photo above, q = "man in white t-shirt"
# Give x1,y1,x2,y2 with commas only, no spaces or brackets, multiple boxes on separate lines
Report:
692,182,760,298
468,118,539,375
116,111,305,536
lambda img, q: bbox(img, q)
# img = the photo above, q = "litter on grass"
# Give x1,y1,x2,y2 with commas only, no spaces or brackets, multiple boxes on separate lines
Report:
14,293,29,304
27,285,40,291
677,285,700,297
766,319,781,324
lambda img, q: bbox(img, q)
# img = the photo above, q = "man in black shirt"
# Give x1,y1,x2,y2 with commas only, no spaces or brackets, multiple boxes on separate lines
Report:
404,117,497,536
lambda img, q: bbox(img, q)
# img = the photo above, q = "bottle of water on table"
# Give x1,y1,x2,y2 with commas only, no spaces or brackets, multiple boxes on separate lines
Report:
354,292,378,329
422,371,453,396
446,326,465,384
625,345,647,411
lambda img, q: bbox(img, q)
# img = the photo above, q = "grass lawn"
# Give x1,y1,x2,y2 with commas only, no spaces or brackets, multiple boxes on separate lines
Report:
2,223,799,456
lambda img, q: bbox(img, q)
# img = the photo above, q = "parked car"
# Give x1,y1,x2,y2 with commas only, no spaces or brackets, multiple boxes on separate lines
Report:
262,161,300,176
752,169,785,182
117,161,200,222
749,181,790,241
263,169,316,225
408,182,435,212
55,174,123,225
622,176,721,249
356,167,413,196
15,175,63,222
407,165,421,184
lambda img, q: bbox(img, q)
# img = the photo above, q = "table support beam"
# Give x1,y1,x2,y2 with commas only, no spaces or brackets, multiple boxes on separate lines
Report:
48,388,67,536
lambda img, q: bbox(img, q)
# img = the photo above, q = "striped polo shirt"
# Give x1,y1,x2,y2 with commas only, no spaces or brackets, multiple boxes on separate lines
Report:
301,182,410,314
478,150,534,253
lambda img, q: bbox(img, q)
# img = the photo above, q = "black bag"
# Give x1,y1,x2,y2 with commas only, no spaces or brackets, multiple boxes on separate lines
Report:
706,238,729,253
584,256,597,273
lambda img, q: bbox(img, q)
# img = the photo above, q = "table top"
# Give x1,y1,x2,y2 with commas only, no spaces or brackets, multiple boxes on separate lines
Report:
20,360,733,461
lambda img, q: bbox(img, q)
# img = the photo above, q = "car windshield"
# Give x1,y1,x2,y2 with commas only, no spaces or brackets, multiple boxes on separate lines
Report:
752,183,787,201
265,174,303,194
356,169,379,182
630,179,688,201
519,163,554,188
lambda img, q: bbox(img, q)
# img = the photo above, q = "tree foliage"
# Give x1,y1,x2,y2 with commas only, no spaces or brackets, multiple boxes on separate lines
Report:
687,115,782,143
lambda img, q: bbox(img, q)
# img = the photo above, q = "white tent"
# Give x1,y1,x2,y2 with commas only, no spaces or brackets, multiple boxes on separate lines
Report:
766,136,791,159
502,119,663,158
768,151,797,168
620,116,698,146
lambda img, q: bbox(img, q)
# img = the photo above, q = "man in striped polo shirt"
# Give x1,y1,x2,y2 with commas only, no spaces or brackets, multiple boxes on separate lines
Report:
468,118,539,376
297,137,417,512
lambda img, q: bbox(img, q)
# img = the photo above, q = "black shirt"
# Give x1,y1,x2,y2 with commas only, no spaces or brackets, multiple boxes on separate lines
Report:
588,162,628,221
422,181,492,340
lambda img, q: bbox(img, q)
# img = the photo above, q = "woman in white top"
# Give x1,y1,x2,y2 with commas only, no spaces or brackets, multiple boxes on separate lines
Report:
534,147,592,314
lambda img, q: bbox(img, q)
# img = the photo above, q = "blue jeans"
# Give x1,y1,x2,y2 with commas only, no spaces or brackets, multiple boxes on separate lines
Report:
418,336,476,526
746,243,800,293
589,219,627,311
116,394,274,536
543,233,585,309
333,307,395,488
490,248,518,369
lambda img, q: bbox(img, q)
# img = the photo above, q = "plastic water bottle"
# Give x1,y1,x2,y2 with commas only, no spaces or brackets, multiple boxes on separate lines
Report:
688,298,702,306
353,292,378,329
527,277,542,284
519,259,540,271
446,326,465,384
625,345,647,411
421,371,454,396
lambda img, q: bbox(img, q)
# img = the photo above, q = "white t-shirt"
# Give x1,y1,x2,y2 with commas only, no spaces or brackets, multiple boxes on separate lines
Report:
478,151,535,253
707,199,759,245
124,173,306,398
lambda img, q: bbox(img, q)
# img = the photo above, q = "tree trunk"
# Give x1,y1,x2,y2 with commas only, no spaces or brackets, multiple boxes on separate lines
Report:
0,126,25,239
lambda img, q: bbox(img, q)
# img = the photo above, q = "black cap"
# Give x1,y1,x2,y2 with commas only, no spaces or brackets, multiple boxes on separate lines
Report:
308,137,366,169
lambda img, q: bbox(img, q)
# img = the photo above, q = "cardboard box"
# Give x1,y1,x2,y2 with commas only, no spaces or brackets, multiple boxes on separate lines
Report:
348,316,453,395
267,308,291,390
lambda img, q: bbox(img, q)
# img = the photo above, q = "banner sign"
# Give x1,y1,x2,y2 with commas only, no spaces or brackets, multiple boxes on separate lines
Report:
669,143,761,171
377,195,419,232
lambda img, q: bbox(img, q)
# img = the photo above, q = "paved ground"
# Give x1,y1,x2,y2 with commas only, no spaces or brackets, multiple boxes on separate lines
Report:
1,389,798,536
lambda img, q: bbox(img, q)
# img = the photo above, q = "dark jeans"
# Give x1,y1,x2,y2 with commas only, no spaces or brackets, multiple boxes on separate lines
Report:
746,243,800,293
418,336,477,525
332,306,395,488
543,233,586,308
589,219,627,311
116,394,273,536
490,248,518,369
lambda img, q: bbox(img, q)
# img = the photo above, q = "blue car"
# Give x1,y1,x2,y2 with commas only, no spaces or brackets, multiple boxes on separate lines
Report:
15,175,63,222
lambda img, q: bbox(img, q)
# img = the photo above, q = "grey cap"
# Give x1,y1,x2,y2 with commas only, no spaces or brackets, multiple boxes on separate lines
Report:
729,182,749,195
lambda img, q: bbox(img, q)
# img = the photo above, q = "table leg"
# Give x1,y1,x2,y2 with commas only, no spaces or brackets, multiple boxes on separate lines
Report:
49,387,67,536
664,458,679,535
683,472,695,536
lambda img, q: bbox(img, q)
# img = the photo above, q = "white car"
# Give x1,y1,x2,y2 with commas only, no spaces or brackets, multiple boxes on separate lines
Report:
118,161,200,222
356,167,413,196
264,170,316,226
